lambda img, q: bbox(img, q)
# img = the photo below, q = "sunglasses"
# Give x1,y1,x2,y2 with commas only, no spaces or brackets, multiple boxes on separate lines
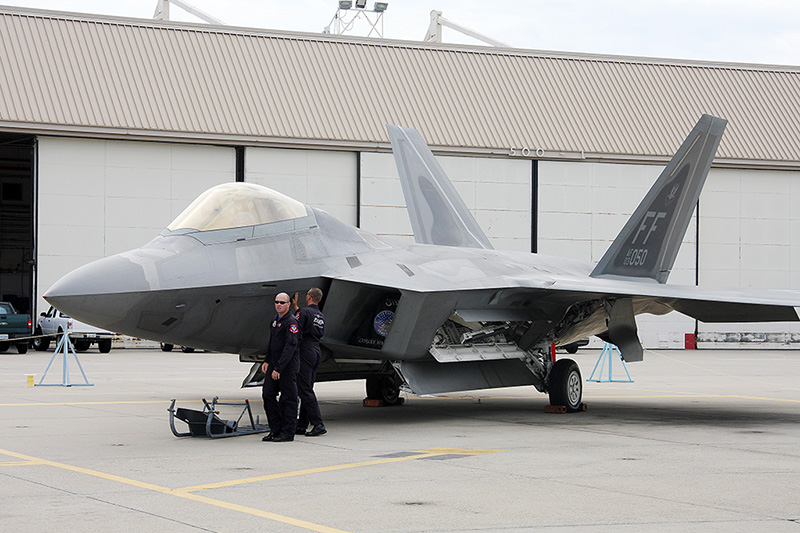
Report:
274,300,288,305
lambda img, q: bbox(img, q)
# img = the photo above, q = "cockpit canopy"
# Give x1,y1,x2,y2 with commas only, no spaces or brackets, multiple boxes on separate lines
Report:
167,183,308,232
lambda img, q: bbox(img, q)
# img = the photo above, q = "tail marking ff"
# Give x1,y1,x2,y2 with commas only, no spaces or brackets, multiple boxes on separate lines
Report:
591,114,727,283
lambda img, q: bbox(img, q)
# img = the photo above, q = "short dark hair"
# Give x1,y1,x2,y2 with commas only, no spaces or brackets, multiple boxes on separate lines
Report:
307,287,323,304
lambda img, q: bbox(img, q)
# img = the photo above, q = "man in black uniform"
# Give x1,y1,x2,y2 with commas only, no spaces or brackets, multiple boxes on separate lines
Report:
293,287,327,437
261,292,300,442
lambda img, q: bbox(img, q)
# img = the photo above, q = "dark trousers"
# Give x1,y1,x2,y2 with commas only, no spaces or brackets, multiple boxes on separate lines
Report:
296,348,323,428
262,366,298,438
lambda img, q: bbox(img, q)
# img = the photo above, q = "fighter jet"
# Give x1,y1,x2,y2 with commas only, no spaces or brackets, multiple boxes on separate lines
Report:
45,115,800,411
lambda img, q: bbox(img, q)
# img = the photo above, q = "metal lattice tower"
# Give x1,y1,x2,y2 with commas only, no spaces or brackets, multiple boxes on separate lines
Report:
324,1,388,38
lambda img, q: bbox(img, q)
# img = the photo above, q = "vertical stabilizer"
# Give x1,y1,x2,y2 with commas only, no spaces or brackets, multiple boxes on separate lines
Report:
591,114,726,283
386,125,493,249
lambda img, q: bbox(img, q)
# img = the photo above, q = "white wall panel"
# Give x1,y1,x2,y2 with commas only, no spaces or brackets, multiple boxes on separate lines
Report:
700,191,742,219
538,160,666,263
105,166,172,199
37,224,105,258
697,168,800,345
539,184,593,214
37,137,235,312
475,182,530,211
104,197,172,230
245,147,357,226
360,152,531,251
38,193,105,228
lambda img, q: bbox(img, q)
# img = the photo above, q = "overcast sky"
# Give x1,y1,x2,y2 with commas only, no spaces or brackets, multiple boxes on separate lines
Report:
5,0,800,66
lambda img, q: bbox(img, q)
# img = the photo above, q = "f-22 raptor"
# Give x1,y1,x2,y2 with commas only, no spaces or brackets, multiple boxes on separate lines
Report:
45,115,800,411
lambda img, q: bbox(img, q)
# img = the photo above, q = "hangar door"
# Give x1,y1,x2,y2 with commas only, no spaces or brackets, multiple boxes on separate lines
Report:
0,134,35,315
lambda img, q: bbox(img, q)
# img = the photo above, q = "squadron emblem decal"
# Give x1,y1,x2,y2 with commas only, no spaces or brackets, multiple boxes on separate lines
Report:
373,310,395,337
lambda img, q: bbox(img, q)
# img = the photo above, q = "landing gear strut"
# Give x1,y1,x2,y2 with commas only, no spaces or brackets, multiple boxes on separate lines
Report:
548,358,583,412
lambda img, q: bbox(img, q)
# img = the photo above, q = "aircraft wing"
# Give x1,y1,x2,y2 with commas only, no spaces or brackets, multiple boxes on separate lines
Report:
332,244,800,369
547,276,800,322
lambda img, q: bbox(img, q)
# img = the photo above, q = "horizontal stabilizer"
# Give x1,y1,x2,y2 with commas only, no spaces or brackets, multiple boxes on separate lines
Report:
387,125,493,249
592,114,727,283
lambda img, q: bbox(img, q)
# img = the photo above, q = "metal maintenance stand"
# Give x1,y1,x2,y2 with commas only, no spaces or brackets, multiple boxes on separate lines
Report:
587,343,633,383
36,332,93,387
168,397,270,438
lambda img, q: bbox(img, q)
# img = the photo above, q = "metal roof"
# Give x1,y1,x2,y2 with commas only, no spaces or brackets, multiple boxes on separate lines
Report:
1,6,799,168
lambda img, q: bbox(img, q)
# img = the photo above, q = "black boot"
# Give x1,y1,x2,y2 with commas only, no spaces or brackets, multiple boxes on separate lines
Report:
305,424,327,437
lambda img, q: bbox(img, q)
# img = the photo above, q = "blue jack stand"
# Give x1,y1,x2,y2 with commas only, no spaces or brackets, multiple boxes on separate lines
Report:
587,343,633,383
36,333,93,387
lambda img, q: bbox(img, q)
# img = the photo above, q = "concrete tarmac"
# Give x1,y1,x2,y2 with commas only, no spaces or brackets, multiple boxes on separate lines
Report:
1,347,799,532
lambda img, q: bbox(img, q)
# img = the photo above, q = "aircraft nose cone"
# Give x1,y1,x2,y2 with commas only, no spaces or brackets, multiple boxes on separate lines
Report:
44,254,150,328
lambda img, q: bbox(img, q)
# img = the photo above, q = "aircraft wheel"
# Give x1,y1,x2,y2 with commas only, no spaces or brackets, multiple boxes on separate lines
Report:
160,343,174,352
0,342,8,352
16,342,28,354
181,346,195,353
32,328,50,351
74,340,90,352
365,375,402,406
548,358,583,412
98,339,112,353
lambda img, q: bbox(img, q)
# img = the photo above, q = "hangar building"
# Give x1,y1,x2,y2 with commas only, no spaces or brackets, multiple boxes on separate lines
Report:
1,6,799,348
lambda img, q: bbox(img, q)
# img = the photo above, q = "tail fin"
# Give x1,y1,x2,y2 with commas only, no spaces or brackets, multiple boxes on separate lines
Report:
386,125,493,250
591,114,727,283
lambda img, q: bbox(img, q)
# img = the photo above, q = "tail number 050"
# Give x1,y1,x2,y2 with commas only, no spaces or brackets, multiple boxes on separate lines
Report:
623,248,647,266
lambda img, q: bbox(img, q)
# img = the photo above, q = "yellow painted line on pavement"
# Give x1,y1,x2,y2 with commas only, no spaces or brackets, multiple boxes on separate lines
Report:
168,490,351,532
411,447,502,455
0,400,169,407
0,447,350,533
179,448,501,492
584,393,800,403
0,446,501,531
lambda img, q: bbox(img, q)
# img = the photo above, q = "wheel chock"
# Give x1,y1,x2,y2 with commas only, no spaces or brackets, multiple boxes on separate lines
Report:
362,397,405,407
545,403,588,414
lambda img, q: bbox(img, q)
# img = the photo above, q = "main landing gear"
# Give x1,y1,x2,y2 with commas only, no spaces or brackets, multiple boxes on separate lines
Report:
547,358,583,412
365,374,404,406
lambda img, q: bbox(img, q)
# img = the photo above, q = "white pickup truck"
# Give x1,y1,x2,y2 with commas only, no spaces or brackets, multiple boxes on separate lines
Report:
33,305,114,353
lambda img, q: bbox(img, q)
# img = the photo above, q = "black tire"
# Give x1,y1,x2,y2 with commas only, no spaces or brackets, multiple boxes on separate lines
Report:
565,345,579,354
0,342,8,353
32,328,50,351
365,375,402,406
548,358,583,412
160,343,174,352
16,342,28,354
181,346,195,353
98,339,112,353
74,340,90,352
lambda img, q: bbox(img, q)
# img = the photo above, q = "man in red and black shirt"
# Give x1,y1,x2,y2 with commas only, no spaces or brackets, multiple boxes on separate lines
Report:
261,292,300,442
